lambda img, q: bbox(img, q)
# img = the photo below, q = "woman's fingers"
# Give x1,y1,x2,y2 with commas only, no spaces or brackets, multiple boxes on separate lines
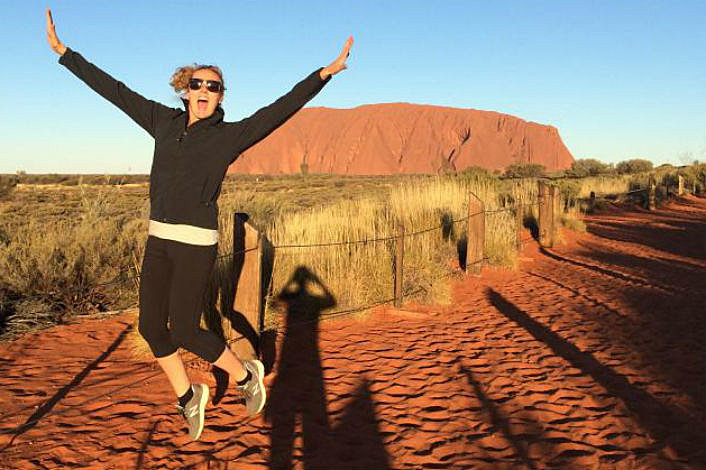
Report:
324,35,354,76
329,36,353,73
46,9,56,35
339,35,353,62
46,9,56,41
45,8,65,54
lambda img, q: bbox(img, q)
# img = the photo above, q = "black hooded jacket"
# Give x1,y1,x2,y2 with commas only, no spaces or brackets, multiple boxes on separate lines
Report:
59,47,331,230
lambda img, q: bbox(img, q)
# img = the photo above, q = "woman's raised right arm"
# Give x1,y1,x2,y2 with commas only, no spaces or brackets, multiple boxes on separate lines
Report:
46,9,175,137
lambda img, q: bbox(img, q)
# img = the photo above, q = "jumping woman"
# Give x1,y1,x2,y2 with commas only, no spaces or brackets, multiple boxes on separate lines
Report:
45,8,353,441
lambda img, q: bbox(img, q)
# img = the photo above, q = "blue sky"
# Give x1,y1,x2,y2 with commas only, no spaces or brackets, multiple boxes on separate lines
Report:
2,0,704,173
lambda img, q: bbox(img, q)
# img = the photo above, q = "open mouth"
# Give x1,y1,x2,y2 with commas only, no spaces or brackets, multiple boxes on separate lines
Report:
197,97,208,113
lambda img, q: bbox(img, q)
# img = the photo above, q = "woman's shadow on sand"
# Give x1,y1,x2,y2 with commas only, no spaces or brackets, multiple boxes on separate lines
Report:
265,266,391,469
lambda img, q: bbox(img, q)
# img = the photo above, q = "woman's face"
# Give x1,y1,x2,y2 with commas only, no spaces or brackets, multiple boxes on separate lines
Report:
184,68,224,121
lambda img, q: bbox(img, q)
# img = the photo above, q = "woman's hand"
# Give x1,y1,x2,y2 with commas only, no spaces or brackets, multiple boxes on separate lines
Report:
320,35,354,79
46,9,67,56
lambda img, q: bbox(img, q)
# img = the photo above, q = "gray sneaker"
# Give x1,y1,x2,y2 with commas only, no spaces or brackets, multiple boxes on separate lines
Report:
238,359,266,416
176,383,209,440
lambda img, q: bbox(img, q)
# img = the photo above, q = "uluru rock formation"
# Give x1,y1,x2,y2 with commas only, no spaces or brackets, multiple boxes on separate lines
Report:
228,103,574,175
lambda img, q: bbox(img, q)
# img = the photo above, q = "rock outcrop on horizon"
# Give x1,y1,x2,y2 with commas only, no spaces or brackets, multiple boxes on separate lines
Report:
228,103,574,175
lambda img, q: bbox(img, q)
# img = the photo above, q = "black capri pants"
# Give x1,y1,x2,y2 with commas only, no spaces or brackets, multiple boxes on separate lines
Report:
138,235,226,363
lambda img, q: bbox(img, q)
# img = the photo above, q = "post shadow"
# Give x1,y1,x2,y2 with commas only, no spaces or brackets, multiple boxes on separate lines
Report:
441,211,456,242
486,288,705,464
0,323,132,450
258,236,277,375
561,205,706,415
202,254,254,405
523,213,539,240
457,234,468,271
458,362,537,470
134,419,159,470
587,217,706,261
538,246,658,290
202,214,275,405
574,238,705,275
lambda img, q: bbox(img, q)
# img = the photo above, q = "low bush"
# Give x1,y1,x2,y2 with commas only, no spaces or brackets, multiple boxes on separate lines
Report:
0,175,18,200
503,163,546,178
616,159,653,174
567,159,613,178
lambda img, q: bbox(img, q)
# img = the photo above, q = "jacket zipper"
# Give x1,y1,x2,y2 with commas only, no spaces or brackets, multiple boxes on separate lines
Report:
162,127,188,222
162,109,219,221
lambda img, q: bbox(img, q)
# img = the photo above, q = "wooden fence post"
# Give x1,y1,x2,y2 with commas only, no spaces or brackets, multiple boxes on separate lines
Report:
538,180,546,245
550,185,558,246
538,181,555,248
231,213,263,361
466,192,485,275
648,176,656,210
394,224,405,308
515,204,523,250
678,175,684,196
589,191,596,213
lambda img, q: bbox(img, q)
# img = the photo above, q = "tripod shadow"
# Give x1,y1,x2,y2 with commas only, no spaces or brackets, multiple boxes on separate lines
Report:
266,266,391,469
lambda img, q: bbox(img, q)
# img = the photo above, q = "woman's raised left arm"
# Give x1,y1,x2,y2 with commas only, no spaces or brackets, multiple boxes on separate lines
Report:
227,36,354,161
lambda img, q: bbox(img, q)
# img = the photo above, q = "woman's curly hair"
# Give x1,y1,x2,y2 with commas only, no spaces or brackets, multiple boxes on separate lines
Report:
169,64,226,94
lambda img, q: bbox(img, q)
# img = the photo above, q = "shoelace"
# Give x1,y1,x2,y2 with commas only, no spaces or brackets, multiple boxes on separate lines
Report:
238,382,254,398
240,372,263,400
176,402,200,419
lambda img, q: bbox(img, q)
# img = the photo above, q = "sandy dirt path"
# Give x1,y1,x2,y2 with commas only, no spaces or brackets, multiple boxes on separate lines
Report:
1,195,704,469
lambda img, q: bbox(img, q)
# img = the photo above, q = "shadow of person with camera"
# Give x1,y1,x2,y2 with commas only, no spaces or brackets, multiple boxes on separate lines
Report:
265,266,336,469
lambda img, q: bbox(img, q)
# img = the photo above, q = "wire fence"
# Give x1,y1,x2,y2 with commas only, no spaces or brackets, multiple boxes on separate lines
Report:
0,196,543,320
1,181,673,343
0,207,493,349
0,185,588,337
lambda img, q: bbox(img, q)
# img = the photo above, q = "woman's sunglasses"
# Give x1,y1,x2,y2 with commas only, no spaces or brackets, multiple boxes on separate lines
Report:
188,78,223,93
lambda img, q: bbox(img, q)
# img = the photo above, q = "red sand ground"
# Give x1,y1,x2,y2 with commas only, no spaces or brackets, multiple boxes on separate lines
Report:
1,195,704,469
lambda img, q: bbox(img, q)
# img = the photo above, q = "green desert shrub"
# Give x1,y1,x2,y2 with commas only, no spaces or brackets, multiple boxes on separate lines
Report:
0,175,18,200
616,159,653,174
503,163,546,178
560,211,586,232
567,159,613,178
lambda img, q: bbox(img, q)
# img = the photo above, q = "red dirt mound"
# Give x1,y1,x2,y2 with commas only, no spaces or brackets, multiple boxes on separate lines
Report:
1,195,704,469
228,103,574,174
